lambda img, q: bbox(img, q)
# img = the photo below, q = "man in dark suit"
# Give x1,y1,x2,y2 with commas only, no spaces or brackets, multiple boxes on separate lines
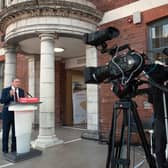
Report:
0,77,25,154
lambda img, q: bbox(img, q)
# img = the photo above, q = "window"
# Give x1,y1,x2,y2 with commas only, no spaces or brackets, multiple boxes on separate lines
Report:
148,18,168,64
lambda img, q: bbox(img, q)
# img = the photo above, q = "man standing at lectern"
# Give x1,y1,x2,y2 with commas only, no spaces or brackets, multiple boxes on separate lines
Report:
0,77,25,154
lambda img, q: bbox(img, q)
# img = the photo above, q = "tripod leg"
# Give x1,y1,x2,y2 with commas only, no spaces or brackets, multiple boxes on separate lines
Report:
116,108,131,168
126,107,131,168
131,102,157,168
114,107,131,168
115,112,127,168
116,119,125,154
106,106,118,168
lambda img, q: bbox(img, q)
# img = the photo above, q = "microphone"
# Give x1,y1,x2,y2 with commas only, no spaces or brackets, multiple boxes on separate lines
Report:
26,92,33,97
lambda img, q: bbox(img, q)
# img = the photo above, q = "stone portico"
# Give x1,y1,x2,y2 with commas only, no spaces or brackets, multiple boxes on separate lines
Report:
0,0,103,148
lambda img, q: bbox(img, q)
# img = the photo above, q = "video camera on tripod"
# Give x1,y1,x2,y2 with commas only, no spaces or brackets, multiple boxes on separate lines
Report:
83,27,168,168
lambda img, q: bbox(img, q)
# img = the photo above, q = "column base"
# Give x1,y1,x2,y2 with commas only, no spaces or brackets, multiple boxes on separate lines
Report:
81,130,99,141
32,135,63,148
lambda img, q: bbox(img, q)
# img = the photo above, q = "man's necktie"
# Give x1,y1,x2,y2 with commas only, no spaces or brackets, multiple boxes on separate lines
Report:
15,89,18,102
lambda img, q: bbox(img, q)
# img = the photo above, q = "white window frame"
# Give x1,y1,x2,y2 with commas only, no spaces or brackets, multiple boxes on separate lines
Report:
148,18,168,64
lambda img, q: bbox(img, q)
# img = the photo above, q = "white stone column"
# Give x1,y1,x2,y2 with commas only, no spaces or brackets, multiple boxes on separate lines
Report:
0,46,17,138
4,46,17,86
33,33,63,148
82,45,99,140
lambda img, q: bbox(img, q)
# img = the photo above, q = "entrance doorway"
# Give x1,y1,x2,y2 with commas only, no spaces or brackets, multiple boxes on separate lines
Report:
64,69,86,128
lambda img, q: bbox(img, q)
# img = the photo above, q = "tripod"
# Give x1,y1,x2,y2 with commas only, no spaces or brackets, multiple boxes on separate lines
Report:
106,98,157,168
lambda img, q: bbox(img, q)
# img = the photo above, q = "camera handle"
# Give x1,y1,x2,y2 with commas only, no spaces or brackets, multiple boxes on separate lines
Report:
162,81,168,159
106,99,156,168
105,44,131,56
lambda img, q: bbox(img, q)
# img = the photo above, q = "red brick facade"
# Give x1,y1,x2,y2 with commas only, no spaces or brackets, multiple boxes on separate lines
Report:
55,61,66,126
90,0,139,11
16,54,28,91
97,4,168,139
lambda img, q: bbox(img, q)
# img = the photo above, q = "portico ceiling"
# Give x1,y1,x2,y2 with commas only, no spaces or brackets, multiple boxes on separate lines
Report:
19,36,86,59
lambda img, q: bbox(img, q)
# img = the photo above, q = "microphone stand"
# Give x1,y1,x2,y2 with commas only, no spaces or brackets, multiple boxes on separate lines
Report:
162,81,168,159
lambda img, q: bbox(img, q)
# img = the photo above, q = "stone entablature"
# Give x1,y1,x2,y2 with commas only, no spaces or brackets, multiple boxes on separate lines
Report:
0,0,103,33
7,0,95,8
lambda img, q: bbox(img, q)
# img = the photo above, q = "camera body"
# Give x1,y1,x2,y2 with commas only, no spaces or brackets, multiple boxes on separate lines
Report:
84,50,144,85
83,27,145,98
83,27,168,98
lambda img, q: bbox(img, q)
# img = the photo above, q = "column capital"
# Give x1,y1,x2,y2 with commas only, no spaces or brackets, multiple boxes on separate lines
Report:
39,32,59,41
27,55,36,62
4,45,17,54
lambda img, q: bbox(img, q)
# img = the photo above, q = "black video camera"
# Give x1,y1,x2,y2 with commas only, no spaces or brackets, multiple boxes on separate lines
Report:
83,27,144,84
83,27,168,98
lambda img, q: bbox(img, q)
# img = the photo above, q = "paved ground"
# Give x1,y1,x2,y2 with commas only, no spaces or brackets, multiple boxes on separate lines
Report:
0,127,152,168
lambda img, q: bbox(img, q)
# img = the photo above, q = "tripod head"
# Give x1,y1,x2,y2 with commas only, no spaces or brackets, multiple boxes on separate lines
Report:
112,79,148,99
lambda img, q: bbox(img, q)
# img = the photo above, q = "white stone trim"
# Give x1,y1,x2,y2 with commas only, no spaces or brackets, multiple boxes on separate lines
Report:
7,0,95,8
100,0,168,25
86,46,99,131
5,17,97,43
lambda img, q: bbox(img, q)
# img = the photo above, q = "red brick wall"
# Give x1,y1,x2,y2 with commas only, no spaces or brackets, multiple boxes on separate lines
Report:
55,61,66,126
143,4,168,24
16,54,28,92
98,5,168,140
0,56,4,61
90,0,138,11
